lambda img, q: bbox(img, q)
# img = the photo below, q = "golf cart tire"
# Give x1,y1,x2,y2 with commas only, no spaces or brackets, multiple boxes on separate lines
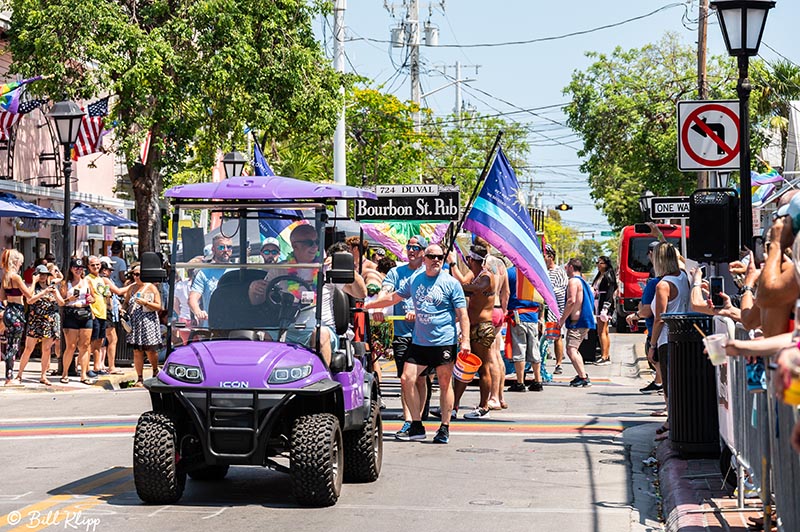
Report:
343,399,383,483
133,411,186,504
290,413,343,507
188,464,230,481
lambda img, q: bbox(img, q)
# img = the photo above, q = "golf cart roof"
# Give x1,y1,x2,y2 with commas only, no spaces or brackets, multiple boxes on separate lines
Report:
165,175,377,202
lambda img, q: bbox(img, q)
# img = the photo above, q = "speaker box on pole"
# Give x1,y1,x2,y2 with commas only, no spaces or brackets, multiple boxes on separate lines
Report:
688,189,739,263
181,227,205,261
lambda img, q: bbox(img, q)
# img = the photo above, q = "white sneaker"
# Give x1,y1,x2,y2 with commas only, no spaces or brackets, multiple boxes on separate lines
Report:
463,407,490,420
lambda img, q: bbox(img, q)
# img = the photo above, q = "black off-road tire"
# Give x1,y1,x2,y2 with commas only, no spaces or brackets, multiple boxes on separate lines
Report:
290,413,343,507
188,464,230,481
343,400,383,483
133,411,186,504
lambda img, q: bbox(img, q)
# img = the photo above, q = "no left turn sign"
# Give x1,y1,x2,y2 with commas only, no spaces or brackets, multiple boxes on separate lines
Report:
677,100,740,171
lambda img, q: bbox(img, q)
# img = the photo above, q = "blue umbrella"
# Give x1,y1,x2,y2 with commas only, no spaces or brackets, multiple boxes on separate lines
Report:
0,192,64,219
70,202,137,227
0,198,36,217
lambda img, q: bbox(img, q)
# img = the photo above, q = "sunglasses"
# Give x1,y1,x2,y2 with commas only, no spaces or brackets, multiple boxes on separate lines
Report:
261,249,280,256
131,272,140,277
425,253,444,261
406,244,423,252
216,245,233,251
292,239,318,248
89,263,101,267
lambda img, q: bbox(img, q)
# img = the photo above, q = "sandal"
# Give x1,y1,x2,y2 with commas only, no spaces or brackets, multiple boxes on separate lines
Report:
133,380,144,388
656,424,669,435
108,369,125,375
60,377,70,384
650,409,668,417
500,400,509,409
487,400,502,411
39,378,52,387
80,378,95,385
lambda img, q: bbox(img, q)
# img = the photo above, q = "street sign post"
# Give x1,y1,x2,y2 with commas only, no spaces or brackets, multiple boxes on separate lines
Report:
678,100,740,171
650,196,689,258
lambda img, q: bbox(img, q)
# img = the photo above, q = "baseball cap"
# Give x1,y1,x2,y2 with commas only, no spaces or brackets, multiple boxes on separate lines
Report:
373,247,386,256
99,257,113,270
648,241,661,252
34,264,51,276
203,244,212,261
69,258,84,268
544,244,555,257
776,194,800,233
261,237,280,249
410,235,428,248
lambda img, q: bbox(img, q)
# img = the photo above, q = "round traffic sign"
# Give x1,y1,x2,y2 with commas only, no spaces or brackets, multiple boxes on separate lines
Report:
680,103,740,167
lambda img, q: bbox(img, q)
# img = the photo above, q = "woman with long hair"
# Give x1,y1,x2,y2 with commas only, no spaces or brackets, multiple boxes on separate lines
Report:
60,257,96,385
16,264,65,385
124,263,163,387
1,249,36,385
649,243,690,437
592,255,617,365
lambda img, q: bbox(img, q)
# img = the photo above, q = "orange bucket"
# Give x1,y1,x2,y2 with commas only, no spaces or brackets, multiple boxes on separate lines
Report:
545,321,560,340
453,352,482,383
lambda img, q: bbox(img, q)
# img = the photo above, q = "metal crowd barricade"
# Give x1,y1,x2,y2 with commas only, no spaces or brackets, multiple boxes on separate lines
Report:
720,322,800,532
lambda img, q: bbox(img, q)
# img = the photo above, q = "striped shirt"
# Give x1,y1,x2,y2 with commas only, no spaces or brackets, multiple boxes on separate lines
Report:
547,264,568,314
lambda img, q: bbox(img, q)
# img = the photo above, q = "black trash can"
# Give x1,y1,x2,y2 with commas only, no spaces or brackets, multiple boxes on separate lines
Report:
114,322,135,367
662,312,719,457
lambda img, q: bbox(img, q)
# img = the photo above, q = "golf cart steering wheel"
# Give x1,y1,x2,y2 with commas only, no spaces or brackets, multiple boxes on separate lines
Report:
264,274,315,309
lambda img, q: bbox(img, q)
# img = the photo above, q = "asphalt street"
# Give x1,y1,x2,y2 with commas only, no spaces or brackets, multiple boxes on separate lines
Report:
0,332,665,532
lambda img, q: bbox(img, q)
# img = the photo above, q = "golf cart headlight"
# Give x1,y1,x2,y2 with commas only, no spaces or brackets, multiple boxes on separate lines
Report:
166,363,204,383
268,364,313,384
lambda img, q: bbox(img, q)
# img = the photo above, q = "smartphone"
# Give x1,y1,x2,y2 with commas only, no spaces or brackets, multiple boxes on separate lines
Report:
699,265,707,278
634,223,649,234
73,289,79,296
710,276,724,308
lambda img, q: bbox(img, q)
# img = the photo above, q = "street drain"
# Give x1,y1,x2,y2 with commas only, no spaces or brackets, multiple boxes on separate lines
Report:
456,448,499,454
469,500,504,506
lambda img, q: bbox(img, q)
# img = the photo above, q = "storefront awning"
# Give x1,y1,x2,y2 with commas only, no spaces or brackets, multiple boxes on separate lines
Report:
0,192,64,220
70,202,137,227
0,198,36,217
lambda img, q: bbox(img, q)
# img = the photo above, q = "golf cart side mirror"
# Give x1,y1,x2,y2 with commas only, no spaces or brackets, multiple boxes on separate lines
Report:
327,251,355,284
139,251,168,283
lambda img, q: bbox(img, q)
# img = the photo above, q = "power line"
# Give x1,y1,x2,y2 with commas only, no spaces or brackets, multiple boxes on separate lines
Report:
346,2,687,49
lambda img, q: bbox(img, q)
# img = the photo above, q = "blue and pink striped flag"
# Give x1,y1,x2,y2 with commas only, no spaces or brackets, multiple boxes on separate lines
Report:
463,148,559,319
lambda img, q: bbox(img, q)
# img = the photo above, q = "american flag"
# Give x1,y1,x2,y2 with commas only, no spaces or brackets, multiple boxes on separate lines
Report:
73,96,110,159
0,98,48,141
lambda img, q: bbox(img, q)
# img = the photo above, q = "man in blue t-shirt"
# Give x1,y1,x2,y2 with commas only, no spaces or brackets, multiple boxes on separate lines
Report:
365,243,469,444
506,266,543,392
189,235,233,327
375,235,429,433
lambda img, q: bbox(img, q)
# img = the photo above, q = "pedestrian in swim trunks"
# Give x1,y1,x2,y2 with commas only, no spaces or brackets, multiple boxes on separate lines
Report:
450,245,496,419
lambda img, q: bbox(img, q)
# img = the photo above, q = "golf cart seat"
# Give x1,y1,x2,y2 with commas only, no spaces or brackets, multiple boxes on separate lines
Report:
207,269,268,332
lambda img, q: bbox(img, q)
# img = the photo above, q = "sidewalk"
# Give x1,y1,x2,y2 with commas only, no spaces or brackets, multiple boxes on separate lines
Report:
630,340,767,531
1,356,148,392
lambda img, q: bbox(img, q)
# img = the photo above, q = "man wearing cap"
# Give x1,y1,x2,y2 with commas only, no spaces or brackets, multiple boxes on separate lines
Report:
345,236,377,272
259,237,282,264
107,241,128,288
544,245,568,374
189,235,233,327
373,235,430,434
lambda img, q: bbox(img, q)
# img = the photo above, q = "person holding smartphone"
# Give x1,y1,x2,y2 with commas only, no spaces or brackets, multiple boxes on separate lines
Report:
60,258,95,385
124,263,163,388
16,264,65,385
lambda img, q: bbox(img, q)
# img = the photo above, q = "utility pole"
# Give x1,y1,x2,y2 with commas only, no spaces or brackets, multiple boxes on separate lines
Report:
333,0,347,213
697,0,709,188
409,0,420,134
455,60,461,123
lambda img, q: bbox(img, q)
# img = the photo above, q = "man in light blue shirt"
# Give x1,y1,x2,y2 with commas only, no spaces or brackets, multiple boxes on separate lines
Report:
189,235,232,326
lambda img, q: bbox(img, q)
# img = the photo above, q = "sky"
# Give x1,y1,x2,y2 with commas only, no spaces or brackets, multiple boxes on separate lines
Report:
314,0,800,238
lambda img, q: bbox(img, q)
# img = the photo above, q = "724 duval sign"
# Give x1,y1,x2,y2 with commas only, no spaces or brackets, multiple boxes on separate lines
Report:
354,185,460,221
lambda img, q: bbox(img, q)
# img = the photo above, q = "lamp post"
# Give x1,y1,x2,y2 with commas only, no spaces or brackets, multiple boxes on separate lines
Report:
711,0,775,249
48,100,85,276
638,190,655,221
222,151,247,179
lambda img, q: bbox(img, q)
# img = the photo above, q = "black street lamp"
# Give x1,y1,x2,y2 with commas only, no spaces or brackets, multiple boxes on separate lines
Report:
222,150,247,179
48,100,85,275
711,0,775,249
638,190,655,221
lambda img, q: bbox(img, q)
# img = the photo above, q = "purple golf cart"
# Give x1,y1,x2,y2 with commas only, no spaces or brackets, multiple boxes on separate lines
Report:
132,175,381,507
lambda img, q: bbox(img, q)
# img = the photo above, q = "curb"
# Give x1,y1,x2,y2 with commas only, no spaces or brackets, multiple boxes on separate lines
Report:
633,341,653,380
657,442,705,531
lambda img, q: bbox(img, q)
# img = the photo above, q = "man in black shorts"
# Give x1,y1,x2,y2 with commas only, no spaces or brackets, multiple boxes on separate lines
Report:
366,243,469,444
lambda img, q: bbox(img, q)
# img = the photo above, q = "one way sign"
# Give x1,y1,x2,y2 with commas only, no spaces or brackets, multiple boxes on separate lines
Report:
677,100,740,171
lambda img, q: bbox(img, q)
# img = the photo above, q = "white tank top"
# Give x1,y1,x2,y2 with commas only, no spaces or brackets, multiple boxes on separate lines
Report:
651,270,690,347
67,281,90,307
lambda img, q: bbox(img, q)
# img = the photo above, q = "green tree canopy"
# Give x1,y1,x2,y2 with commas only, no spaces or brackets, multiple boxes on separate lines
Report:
9,0,344,250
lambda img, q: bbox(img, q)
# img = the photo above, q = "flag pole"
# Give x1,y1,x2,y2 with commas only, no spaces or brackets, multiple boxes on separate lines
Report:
444,130,503,259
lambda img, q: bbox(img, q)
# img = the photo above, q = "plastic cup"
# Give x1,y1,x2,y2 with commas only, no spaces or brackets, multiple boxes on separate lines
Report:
702,333,728,366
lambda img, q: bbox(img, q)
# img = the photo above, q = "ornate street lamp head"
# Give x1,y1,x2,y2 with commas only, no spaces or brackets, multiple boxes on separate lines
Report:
48,100,85,146
711,0,775,57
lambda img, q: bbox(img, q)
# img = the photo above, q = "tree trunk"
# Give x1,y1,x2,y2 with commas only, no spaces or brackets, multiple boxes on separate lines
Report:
128,134,162,254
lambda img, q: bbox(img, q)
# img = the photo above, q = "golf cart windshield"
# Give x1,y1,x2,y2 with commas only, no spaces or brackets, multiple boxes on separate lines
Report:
168,205,326,346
